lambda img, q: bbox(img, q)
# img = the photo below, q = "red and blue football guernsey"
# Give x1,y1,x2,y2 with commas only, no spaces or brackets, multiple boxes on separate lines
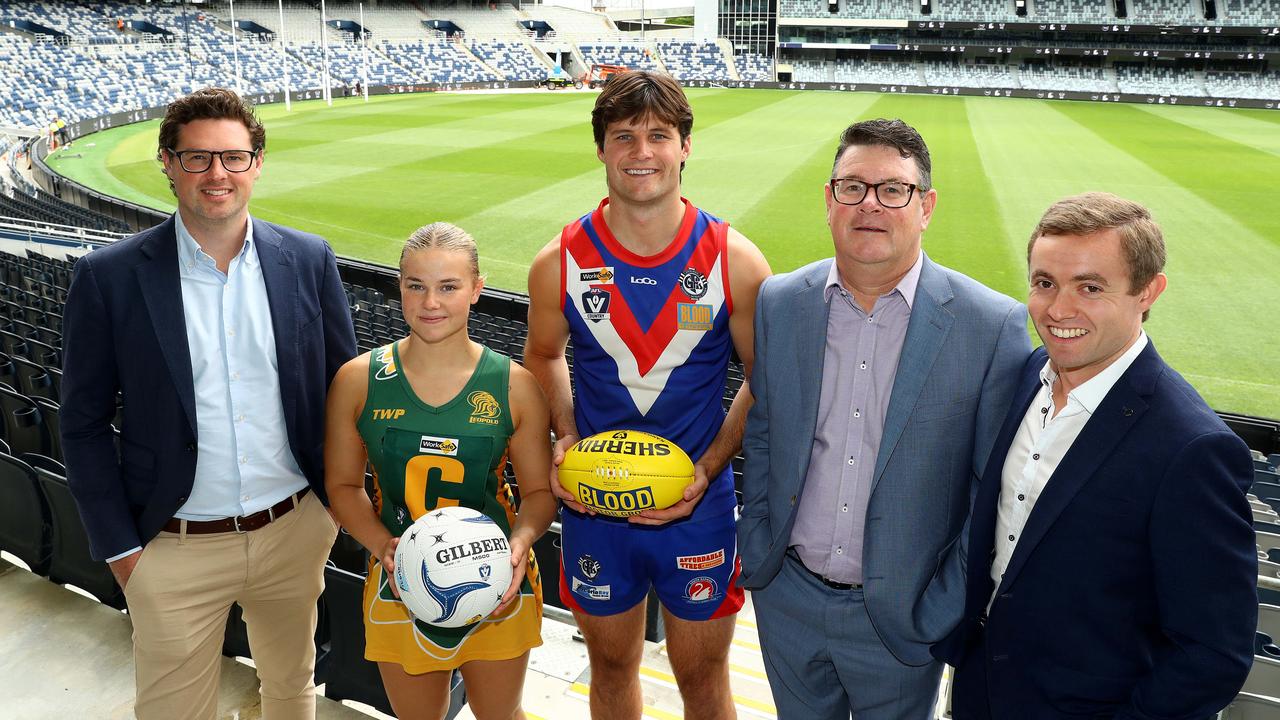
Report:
557,197,744,621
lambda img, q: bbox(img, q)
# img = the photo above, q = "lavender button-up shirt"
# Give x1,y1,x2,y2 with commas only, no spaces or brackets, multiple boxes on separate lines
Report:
789,252,922,585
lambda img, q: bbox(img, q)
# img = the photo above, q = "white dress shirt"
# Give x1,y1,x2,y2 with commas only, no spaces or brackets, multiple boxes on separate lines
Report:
988,332,1149,609
173,211,308,520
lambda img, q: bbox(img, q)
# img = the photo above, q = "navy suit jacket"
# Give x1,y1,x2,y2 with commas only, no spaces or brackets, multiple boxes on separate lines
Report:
738,254,1030,665
938,344,1257,719
60,216,357,561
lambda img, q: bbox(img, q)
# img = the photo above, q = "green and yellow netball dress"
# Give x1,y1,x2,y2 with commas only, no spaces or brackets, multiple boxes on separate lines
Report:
358,343,543,672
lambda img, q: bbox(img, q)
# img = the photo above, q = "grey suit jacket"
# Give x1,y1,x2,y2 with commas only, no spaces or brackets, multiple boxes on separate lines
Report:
737,253,1030,666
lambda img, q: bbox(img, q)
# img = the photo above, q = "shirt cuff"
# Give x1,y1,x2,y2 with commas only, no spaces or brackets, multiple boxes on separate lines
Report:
105,546,142,563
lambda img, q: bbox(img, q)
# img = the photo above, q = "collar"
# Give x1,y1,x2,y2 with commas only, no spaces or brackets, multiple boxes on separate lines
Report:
824,251,924,309
1038,331,1149,414
175,211,256,272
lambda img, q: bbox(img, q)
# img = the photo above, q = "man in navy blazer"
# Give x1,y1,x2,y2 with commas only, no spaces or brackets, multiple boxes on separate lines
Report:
61,88,356,719
936,192,1256,719
738,118,1030,719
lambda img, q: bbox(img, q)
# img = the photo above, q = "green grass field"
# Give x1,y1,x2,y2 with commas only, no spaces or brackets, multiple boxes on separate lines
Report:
46,89,1280,418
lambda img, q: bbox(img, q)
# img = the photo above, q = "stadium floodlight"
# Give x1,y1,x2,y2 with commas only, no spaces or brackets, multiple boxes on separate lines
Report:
360,3,369,102
230,0,242,97
321,0,332,106
278,0,291,111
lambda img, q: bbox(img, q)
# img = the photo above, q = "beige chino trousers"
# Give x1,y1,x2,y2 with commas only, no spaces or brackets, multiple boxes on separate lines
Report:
123,490,338,720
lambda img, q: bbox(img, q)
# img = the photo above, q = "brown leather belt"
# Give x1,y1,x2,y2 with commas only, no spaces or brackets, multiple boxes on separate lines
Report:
163,487,310,534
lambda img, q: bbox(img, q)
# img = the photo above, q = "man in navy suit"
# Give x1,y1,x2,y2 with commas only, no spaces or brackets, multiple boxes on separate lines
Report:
738,118,1030,719
937,192,1256,719
61,88,356,719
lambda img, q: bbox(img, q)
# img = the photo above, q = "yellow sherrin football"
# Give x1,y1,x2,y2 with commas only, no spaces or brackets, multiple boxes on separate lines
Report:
559,430,694,517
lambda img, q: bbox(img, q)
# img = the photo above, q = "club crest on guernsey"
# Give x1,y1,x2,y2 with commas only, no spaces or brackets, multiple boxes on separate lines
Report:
582,288,610,323
678,268,708,300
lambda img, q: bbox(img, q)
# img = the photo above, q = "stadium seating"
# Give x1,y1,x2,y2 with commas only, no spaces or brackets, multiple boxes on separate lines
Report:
923,62,1019,89
1018,63,1116,93
33,455,126,609
776,0,913,20
0,450,52,576
1115,64,1206,96
735,51,773,81
469,40,550,81
657,41,732,81
579,43,662,72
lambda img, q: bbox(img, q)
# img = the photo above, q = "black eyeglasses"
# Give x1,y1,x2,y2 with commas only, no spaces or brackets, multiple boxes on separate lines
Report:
167,148,259,173
829,178,919,208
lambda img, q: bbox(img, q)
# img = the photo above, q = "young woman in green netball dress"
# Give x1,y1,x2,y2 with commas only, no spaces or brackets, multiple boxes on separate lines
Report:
325,223,555,720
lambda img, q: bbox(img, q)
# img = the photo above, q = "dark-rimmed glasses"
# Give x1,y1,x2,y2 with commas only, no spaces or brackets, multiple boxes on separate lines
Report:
166,148,259,173
829,178,919,208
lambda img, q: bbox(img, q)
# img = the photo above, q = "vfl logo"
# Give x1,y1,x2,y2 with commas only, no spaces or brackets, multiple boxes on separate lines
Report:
630,276,658,285
678,268,709,300
374,346,399,380
419,436,459,456
467,391,501,426
582,288,610,323
578,554,602,580
580,267,615,284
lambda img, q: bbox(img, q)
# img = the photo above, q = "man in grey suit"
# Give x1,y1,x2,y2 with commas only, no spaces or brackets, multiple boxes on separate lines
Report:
738,118,1030,719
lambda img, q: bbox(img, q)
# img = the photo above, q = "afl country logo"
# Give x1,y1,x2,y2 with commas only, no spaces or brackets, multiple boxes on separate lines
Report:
582,288,610,323
578,554,602,581
678,268,708,300
467,391,501,425
374,346,399,380
684,576,718,603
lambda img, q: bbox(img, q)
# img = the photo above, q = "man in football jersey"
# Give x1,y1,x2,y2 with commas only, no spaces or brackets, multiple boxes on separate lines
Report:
524,71,770,720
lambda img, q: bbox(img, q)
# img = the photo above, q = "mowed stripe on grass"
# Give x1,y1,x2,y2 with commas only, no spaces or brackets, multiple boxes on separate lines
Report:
972,97,1280,416
45,89,1278,417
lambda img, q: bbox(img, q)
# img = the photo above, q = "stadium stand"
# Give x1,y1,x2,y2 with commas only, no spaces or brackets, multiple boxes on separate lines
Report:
1206,69,1280,99
735,51,773,81
657,40,733,81
1029,0,1115,22
1018,62,1116,92
777,0,912,19
923,61,1020,89
386,40,499,83
1115,63,1207,95
579,42,663,71
470,40,551,81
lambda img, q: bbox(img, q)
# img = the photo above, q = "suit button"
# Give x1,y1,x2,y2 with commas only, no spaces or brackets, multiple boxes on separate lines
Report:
178,496,187,503
185,443,196,452
789,495,796,505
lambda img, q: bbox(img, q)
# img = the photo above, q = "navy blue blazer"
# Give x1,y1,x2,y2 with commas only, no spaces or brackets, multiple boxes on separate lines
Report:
60,216,357,561
938,343,1257,719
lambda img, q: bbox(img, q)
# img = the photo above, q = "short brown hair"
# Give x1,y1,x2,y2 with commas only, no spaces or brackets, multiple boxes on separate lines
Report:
1029,192,1166,321
157,87,266,160
591,71,693,155
831,118,932,191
